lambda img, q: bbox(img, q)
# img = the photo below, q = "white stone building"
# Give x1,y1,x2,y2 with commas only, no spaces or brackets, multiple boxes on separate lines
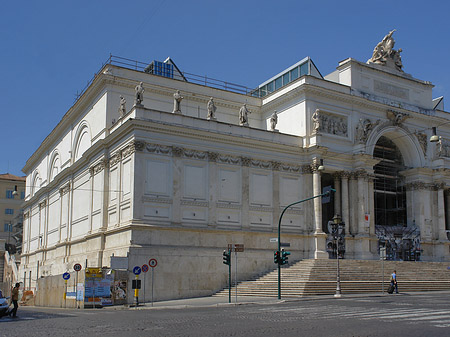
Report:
21,33,450,301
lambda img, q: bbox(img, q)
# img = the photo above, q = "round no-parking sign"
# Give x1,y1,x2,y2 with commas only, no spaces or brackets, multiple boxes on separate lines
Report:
142,264,149,273
149,259,158,268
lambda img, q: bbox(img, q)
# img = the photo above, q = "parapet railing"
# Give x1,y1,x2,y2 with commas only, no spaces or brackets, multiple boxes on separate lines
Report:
74,55,255,103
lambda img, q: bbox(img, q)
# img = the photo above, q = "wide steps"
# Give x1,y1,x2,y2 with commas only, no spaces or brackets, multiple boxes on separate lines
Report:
214,259,450,297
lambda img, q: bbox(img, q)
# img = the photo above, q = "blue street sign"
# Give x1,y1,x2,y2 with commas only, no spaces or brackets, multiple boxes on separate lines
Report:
133,266,142,275
63,272,71,280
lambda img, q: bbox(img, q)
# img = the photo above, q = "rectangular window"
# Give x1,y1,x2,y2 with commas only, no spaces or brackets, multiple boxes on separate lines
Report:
274,77,282,90
266,81,274,93
290,67,299,81
282,73,290,86
300,62,309,77
20,191,25,199
5,209,14,215
4,223,12,232
6,190,14,199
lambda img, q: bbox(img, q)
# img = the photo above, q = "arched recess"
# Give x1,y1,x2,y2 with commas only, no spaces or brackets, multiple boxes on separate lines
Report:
367,124,423,261
31,170,41,197
73,121,92,162
49,150,60,182
366,124,425,168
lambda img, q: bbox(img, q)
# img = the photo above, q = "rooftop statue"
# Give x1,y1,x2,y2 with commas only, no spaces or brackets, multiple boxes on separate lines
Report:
239,103,251,126
207,97,216,120
367,30,403,72
135,82,144,106
173,90,184,113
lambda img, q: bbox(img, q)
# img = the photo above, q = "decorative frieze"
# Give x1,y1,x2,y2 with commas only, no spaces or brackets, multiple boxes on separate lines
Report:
146,143,172,155
312,109,348,137
270,161,281,171
415,131,427,155
218,155,241,166
355,169,368,179
207,152,219,162
122,140,143,159
433,182,446,190
216,202,241,210
59,183,71,196
184,149,208,160
355,118,380,144
181,199,209,207
405,181,431,191
301,164,312,174
249,206,274,212
241,157,251,167
172,146,184,157
142,196,173,204
39,200,47,210
250,159,271,169
109,153,121,167
89,159,107,176
340,171,352,179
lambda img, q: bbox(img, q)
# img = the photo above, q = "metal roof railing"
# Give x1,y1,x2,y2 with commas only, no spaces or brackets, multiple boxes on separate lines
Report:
74,55,254,103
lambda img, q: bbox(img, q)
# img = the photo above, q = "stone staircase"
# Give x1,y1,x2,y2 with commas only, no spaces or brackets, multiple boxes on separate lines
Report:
214,259,450,297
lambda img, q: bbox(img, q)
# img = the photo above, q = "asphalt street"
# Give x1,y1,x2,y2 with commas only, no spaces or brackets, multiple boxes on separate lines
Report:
0,292,449,337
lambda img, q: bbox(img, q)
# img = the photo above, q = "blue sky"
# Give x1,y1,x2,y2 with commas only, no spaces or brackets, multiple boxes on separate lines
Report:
1,0,449,177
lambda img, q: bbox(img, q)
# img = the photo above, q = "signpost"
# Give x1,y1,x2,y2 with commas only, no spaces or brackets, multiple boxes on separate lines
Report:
149,259,157,307
380,247,386,293
73,263,82,309
133,266,141,307
141,264,149,303
226,244,244,303
62,272,70,308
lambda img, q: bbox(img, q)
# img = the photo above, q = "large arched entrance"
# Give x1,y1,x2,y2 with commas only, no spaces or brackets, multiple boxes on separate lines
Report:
373,136,420,261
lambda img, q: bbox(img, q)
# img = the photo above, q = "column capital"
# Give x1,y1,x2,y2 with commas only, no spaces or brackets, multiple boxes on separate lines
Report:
310,157,322,173
341,171,352,179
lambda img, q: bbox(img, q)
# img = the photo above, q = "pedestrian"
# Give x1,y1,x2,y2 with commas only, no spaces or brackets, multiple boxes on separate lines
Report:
10,282,20,318
390,270,398,294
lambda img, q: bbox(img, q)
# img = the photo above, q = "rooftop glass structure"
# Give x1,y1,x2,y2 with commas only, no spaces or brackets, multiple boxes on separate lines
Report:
251,57,322,97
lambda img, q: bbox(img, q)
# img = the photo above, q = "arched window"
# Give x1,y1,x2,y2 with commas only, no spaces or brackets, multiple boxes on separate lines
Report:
31,171,41,197
49,152,60,182
73,123,91,162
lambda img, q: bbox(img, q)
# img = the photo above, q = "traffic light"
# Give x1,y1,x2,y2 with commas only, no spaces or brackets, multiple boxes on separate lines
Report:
274,251,281,265
281,249,290,265
223,250,231,265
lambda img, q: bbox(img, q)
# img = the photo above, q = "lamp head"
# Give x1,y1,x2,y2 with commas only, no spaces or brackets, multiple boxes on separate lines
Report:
430,127,439,143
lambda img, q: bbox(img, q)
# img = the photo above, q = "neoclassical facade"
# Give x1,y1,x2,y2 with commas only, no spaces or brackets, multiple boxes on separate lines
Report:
21,33,450,301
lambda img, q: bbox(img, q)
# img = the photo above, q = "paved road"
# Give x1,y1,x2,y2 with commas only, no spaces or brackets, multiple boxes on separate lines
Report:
1,292,449,336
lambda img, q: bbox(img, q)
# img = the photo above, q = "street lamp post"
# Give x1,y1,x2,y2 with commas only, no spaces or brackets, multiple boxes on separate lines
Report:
332,214,343,297
277,188,336,299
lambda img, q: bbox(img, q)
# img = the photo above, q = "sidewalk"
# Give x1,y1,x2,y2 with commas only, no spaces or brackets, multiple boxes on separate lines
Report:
120,290,450,310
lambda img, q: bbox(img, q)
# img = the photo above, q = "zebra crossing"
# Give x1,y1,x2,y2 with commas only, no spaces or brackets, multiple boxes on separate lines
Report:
256,305,450,328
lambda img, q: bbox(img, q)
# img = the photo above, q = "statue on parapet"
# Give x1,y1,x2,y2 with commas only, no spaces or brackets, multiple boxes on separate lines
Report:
173,90,183,113
239,103,251,126
270,111,278,131
135,82,144,106
367,30,403,72
118,95,126,117
207,97,216,120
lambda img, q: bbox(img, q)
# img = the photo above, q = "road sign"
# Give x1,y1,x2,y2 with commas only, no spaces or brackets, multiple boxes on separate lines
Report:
133,266,142,275
63,272,71,280
380,247,386,260
73,263,82,272
149,259,157,268
270,238,278,243
234,244,244,252
142,264,149,273
227,244,245,252
280,242,290,247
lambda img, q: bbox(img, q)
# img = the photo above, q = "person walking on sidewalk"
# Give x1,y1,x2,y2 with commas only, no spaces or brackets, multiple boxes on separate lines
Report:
10,283,20,318
390,270,399,294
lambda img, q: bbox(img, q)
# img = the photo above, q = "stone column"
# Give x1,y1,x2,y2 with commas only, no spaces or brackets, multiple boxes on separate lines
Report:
445,190,450,233
271,161,281,232
436,183,447,241
357,169,367,235
368,175,375,235
349,173,357,235
341,171,350,236
333,172,341,217
208,152,219,228
312,160,322,233
311,158,327,259
241,157,251,231
172,147,183,225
